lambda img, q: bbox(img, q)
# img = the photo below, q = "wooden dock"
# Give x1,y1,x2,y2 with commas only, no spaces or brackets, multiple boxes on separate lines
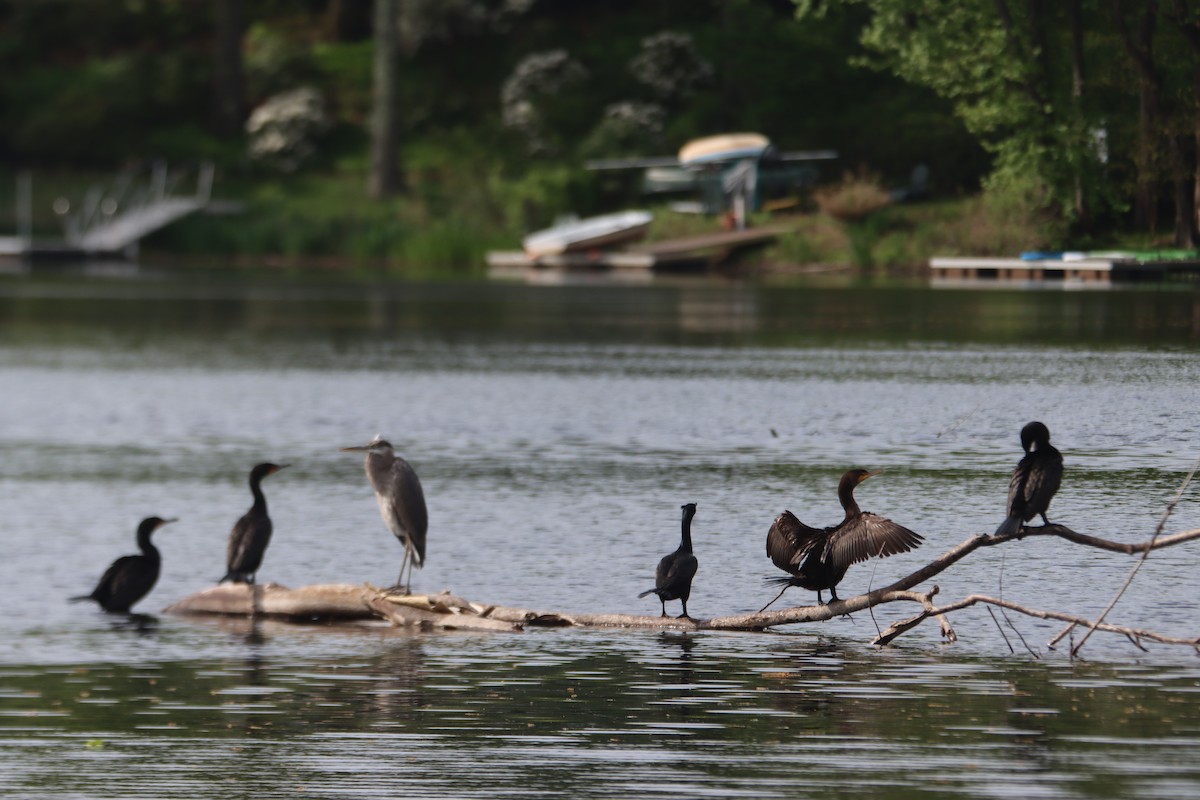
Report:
487,225,790,279
930,255,1200,288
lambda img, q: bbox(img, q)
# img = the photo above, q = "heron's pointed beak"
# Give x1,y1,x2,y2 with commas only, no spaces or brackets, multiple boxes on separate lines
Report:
340,445,368,452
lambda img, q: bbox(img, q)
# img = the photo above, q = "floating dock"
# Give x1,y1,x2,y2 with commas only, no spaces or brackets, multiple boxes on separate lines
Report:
487,225,790,280
930,255,1200,288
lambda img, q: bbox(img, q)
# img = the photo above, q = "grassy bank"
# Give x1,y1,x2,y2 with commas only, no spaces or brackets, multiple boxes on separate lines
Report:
3,165,1165,280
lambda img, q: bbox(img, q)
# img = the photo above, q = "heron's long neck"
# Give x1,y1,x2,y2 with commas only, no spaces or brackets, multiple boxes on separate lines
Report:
366,453,394,492
838,481,861,519
679,511,694,552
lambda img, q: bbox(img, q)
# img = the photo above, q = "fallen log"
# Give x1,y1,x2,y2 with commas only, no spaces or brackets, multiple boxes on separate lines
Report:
159,521,1200,652
164,584,523,632
364,594,523,632
164,582,379,620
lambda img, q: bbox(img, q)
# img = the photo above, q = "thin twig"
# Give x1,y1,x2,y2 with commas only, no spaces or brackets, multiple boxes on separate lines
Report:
867,556,882,639
1071,460,1200,657
1005,615,1041,658
987,606,1015,653
997,547,1039,657
935,404,982,439
1048,620,1077,649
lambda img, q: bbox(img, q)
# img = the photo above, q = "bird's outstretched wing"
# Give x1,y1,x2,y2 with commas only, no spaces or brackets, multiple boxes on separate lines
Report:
826,513,923,569
767,510,826,572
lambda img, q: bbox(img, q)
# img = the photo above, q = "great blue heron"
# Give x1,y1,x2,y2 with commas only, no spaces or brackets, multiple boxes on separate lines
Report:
638,503,700,619
72,516,176,612
995,421,1063,537
762,469,923,610
221,462,289,584
341,437,428,594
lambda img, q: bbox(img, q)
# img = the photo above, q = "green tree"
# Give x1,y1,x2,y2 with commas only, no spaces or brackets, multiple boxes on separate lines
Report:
803,0,1200,245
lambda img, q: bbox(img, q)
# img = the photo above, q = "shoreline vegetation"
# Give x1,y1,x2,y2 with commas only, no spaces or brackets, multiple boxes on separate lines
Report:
1,165,1180,282
3,3,1197,279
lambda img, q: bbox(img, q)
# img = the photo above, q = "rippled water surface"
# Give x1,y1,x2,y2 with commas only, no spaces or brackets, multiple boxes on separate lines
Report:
2,269,1200,798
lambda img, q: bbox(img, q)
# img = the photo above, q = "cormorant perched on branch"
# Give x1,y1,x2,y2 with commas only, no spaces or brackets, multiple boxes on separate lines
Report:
639,502,700,619
995,421,1063,537
762,469,923,609
341,436,428,595
221,462,288,584
72,516,176,612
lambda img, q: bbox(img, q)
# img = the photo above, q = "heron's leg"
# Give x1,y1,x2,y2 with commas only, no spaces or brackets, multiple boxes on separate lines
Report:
402,548,414,595
394,547,411,594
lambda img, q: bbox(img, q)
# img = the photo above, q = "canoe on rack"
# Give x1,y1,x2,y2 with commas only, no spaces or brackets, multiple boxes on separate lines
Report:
678,132,771,166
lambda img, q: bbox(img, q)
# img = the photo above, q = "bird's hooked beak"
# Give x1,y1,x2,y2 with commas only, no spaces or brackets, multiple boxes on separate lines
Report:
859,469,883,484
159,518,179,528
272,464,291,474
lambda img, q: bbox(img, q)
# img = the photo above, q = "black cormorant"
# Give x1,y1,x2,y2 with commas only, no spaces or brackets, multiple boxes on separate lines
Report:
221,462,288,584
72,516,176,612
995,421,1063,537
341,437,428,594
763,469,924,608
639,503,700,619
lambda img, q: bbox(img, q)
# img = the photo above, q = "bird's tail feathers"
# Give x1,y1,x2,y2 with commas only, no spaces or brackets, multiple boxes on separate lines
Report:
637,588,659,599
68,594,93,603
763,576,798,587
994,515,1024,537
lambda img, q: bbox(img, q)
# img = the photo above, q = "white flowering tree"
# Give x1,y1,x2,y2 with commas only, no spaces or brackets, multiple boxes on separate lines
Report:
580,101,668,157
628,31,714,103
500,49,588,154
246,87,329,173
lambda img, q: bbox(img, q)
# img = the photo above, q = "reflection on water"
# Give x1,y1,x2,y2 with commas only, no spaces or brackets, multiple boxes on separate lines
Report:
3,271,1200,797
3,631,1200,799
3,271,1200,348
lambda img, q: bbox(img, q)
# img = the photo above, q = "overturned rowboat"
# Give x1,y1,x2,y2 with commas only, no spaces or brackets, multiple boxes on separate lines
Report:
522,210,653,258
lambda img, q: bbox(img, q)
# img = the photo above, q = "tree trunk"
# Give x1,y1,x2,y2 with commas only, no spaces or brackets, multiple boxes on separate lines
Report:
1112,0,1160,234
1195,63,1200,237
212,0,245,136
368,0,403,199
1169,133,1196,246
1068,0,1090,225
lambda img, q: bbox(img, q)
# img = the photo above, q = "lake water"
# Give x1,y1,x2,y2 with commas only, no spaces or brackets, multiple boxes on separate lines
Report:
2,267,1200,798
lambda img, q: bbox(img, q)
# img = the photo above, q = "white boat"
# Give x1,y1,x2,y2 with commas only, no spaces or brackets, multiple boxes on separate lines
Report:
678,133,770,166
522,210,653,258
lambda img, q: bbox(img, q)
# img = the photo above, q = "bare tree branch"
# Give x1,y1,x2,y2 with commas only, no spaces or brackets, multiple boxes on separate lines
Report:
876,592,1200,650
1071,460,1199,656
